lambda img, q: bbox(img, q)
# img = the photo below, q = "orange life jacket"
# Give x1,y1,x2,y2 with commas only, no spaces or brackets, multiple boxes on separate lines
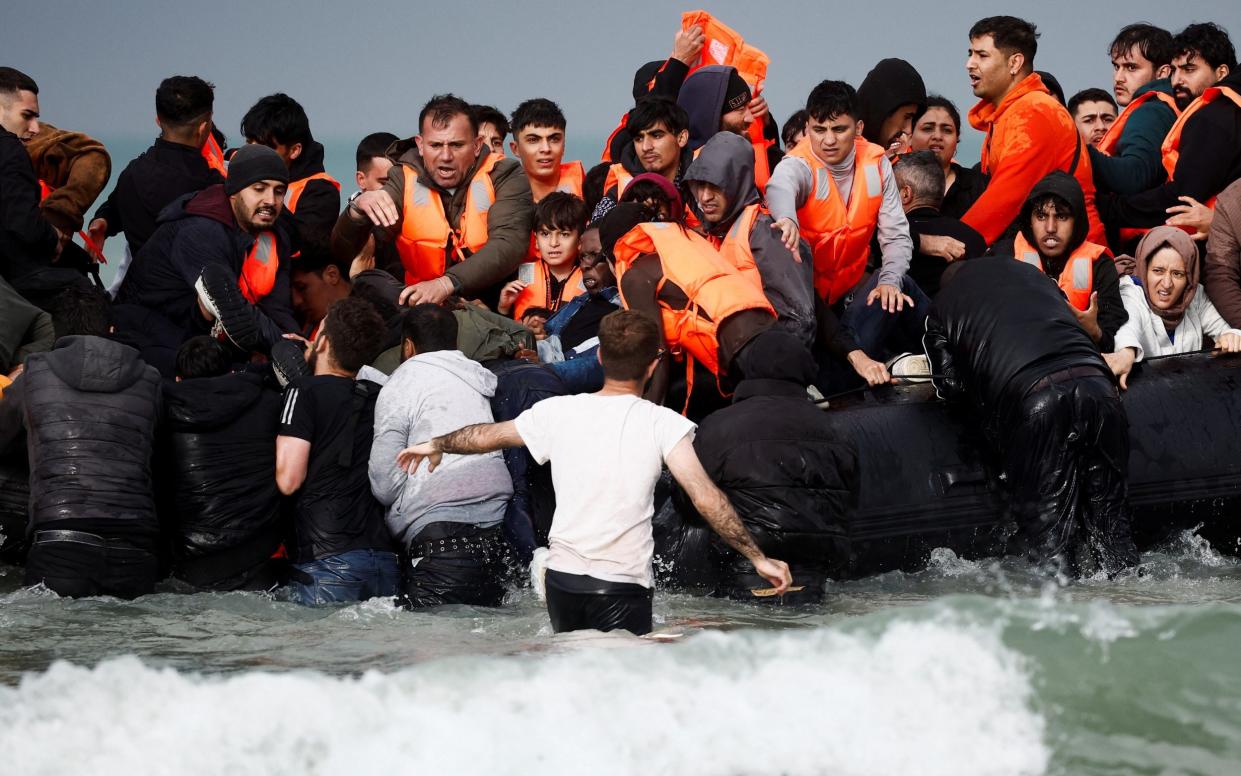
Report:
787,136,886,304
395,154,500,286
605,163,634,199
613,221,774,377
238,231,279,304
284,172,341,214
1013,233,1104,311
512,263,585,320
202,135,228,178
531,161,585,202
1098,90,1179,157
1161,85,1241,208
711,202,766,291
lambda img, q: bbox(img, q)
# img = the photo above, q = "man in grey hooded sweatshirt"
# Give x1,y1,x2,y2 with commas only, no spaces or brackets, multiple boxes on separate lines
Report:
369,303,513,608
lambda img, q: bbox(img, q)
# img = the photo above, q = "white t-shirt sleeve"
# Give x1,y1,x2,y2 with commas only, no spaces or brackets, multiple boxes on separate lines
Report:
513,401,553,465
652,406,697,459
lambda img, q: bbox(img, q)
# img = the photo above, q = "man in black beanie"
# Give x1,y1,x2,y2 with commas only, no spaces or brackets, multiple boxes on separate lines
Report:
114,143,298,376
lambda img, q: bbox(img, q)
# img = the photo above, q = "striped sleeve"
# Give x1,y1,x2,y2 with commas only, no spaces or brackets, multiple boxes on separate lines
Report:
277,385,315,441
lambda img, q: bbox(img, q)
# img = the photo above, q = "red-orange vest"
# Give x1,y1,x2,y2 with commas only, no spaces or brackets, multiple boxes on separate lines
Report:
788,136,886,304
512,263,584,319
1013,233,1104,311
613,222,774,376
1161,85,1241,204
239,231,279,304
530,161,584,201
284,172,341,214
604,163,635,199
396,155,500,286
711,202,766,291
202,135,228,178
1098,90,1179,157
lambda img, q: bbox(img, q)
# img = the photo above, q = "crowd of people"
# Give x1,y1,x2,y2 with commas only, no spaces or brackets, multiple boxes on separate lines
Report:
2,13,1240,635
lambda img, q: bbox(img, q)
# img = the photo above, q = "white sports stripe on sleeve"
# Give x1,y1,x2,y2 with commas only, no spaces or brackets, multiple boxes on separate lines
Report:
281,388,299,425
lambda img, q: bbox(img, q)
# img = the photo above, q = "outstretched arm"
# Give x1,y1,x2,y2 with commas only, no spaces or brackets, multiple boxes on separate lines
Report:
396,420,524,474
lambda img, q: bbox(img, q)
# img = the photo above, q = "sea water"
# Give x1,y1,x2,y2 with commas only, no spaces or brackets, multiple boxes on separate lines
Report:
2,529,1240,775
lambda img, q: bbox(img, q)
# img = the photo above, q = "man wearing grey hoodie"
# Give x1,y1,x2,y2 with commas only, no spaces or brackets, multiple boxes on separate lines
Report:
369,303,513,608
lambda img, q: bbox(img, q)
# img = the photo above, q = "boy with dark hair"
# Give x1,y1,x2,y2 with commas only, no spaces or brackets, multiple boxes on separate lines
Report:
173,335,230,379
510,98,584,201
394,309,791,635
472,104,508,157
275,297,396,605
536,227,621,392
1069,88,1118,148
603,96,693,202
355,131,397,193
499,192,587,319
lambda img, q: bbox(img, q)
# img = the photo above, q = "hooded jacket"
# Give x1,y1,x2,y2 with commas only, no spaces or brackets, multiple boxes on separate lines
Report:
684,132,815,344
25,122,111,233
282,138,340,249
21,335,162,540
1004,171,1126,351
1087,78,1177,196
1103,68,1241,231
116,184,297,357
0,126,60,289
606,58,693,163
331,141,533,296
160,370,285,583
678,65,743,151
857,59,927,147
962,72,1106,247
369,349,513,548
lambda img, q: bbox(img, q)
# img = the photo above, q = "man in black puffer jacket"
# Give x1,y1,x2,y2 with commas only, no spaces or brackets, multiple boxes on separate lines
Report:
3,289,163,598
158,336,287,590
692,329,858,604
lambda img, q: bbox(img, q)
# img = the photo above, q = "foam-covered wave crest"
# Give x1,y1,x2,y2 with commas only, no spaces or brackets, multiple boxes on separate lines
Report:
0,620,1047,776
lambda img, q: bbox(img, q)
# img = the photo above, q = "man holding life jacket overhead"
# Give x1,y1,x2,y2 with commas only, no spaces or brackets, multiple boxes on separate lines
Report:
331,94,534,309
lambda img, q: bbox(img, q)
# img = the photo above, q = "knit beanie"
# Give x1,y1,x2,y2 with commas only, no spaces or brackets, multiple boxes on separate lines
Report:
224,144,289,195
723,69,751,113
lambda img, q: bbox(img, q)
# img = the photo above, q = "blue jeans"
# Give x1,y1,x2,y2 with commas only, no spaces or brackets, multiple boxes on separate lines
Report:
547,345,605,393
839,272,931,360
289,549,400,606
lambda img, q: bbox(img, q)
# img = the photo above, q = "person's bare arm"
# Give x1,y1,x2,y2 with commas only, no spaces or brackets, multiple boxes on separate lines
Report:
395,420,524,474
275,436,311,495
665,436,791,592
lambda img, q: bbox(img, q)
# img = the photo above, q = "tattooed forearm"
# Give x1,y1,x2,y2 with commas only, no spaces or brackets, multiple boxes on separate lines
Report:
434,424,498,455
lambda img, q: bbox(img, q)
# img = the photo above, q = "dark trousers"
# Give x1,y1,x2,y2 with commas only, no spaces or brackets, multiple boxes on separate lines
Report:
838,272,932,361
545,569,654,636
400,522,507,609
25,532,160,599
999,373,1139,576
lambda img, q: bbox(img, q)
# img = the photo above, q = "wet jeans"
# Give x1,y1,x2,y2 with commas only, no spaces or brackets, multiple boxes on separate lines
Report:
839,272,931,360
289,549,401,606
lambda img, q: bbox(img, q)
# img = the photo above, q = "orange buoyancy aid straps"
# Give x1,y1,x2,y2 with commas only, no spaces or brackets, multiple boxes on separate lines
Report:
396,154,501,286
512,263,585,320
1013,233,1103,311
202,134,228,178
715,203,766,290
239,231,280,304
37,179,105,261
1162,86,1241,182
788,136,886,304
1098,91,1179,157
284,172,342,214
604,163,634,199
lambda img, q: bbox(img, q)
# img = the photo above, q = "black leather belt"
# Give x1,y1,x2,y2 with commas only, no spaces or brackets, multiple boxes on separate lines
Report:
1028,365,1111,394
410,529,500,560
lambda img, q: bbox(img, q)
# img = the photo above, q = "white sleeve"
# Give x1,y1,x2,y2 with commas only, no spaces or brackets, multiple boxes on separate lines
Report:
1194,286,1241,340
652,406,697,459
1113,277,1148,362
513,401,553,465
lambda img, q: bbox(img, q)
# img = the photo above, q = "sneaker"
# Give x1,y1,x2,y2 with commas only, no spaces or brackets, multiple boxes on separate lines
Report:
887,352,931,382
269,339,311,389
195,264,260,351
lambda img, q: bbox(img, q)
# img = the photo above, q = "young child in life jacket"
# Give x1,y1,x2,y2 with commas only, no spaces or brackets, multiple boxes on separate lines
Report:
498,192,588,319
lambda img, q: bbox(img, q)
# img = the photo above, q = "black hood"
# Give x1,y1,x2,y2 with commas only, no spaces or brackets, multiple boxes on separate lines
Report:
163,370,268,429
683,132,759,233
1018,171,1089,259
288,138,328,180
678,65,742,151
46,335,148,393
732,329,817,386
633,61,664,100
857,59,927,145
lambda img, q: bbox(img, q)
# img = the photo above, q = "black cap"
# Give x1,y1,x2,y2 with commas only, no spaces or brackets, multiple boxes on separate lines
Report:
224,144,290,195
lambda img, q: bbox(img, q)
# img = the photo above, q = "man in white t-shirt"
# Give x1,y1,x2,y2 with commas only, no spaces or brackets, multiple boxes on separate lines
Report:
396,310,792,635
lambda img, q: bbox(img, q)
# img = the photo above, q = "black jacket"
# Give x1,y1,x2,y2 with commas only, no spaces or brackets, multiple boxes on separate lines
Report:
282,139,340,251
159,370,285,580
906,206,987,297
1102,68,1241,230
607,58,691,163
0,126,60,290
95,137,224,256
924,258,1111,425
20,335,162,543
941,162,987,220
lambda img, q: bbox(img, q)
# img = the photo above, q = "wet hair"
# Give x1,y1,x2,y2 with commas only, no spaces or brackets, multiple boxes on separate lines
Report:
241,93,312,148
355,131,397,170
1029,192,1075,220
805,80,860,123
51,287,110,339
350,281,400,324
598,310,661,381
534,192,587,233
583,161,611,216
1068,88,1117,119
781,109,807,148
0,67,38,97
401,303,458,354
470,103,507,136
1109,23,1175,69
321,297,385,373
1173,22,1237,71
620,179,677,222
918,95,961,133
510,98,566,134
893,151,944,210
969,16,1039,66
520,306,553,322
419,94,477,135
175,336,231,379
155,76,214,128
626,96,689,136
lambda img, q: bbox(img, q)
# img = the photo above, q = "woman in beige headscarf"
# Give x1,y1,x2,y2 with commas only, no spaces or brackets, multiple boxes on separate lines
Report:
1106,225,1241,388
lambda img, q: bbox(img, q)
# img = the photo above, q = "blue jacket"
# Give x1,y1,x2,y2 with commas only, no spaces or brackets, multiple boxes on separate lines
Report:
1088,79,1177,196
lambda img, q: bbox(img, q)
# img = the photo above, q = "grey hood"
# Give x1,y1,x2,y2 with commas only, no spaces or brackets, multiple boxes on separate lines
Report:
683,131,759,235
401,349,498,397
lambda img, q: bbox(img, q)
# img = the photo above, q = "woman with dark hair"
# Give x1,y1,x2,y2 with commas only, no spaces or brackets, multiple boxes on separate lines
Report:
910,95,986,219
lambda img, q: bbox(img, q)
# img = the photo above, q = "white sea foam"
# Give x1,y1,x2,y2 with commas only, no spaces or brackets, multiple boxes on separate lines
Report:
0,620,1048,776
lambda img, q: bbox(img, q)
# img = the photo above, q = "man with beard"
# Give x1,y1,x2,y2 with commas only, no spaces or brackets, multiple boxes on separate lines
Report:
115,144,297,376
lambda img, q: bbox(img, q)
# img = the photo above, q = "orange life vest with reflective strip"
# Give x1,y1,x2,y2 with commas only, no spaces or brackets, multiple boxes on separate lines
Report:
395,154,500,286
284,172,341,214
1013,233,1103,311
1161,85,1241,201
1098,90,1179,157
613,222,774,376
239,231,279,304
712,202,766,291
788,136,886,304
202,135,228,178
512,263,585,320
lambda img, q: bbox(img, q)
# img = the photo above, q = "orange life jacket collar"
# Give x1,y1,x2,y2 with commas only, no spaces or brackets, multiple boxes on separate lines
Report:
1013,233,1104,311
